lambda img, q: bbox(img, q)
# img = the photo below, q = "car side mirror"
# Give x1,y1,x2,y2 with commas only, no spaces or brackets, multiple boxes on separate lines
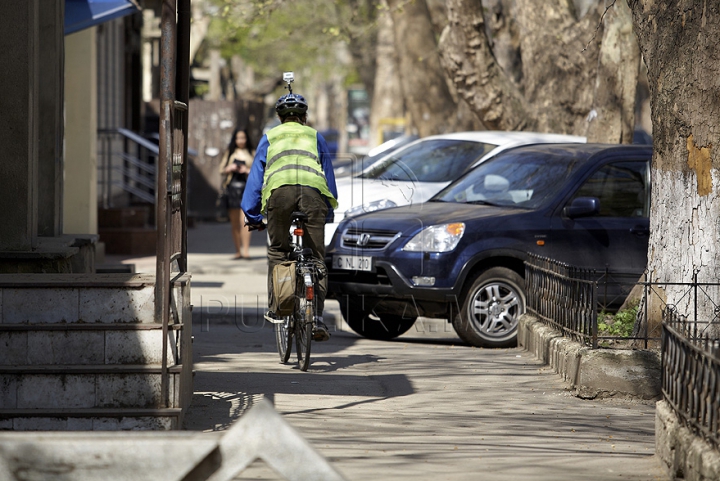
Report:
563,197,600,218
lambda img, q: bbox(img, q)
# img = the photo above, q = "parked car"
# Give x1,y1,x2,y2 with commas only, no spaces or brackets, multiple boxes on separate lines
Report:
325,131,586,246
333,134,419,178
326,143,652,348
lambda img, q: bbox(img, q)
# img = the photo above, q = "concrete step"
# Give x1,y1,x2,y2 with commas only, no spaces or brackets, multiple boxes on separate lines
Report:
98,206,152,229
98,227,156,256
1,366,184,410
0,407,183,431
0,273,182,325
0,323,183,366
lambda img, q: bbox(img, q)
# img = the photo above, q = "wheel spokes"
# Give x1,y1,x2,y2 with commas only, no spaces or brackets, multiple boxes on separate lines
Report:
471,283,521,335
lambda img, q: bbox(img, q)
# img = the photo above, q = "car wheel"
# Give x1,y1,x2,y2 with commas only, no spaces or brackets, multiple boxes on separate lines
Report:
453,267,525,348
339,298,417,340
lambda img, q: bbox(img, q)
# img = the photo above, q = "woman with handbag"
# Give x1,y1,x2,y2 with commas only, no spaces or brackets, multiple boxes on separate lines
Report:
220,127,255,259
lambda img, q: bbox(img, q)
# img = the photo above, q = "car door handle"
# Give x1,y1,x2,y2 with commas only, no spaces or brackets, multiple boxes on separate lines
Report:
630,225,649,236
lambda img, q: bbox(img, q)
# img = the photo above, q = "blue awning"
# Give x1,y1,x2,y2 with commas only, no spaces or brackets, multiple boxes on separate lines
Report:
65,0,140,35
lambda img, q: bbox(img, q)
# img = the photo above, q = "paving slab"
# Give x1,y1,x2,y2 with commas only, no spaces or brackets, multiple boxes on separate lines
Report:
111,221,669,480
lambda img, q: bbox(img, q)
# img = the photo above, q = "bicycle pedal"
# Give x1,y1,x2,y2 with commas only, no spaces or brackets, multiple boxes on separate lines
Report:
264,313,284,324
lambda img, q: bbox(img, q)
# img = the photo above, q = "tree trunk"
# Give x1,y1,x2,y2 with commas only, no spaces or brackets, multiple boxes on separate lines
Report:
343,0,379,103
386,0,461,136
628,0,720,335
585,0,639,143
438,0,530,131
369,3,406,147
514,0,602,135
439,0,609,136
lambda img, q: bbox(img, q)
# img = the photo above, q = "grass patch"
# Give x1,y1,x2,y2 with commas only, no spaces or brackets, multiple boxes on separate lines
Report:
598,300,639,338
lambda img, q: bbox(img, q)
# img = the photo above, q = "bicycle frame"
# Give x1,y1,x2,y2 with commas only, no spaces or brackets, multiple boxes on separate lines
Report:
274,212,318,371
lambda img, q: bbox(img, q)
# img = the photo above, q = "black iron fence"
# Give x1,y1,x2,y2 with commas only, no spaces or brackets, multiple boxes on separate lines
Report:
663,314,720,449
524,254,598,346
526,254,720,447
524,254,647,348
524,255,720,348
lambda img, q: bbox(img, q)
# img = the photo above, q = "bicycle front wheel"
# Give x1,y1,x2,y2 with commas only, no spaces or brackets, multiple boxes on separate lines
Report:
295,289,313,371
275,317,293,363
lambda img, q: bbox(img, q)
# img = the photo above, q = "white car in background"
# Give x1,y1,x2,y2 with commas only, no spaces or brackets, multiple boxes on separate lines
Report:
325,131,586,246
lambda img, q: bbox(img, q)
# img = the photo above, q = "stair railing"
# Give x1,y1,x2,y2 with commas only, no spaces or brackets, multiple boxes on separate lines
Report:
98,127,159,208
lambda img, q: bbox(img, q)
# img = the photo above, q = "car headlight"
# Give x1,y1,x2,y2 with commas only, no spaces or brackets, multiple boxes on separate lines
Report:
402,223,465,253
344,199,397,218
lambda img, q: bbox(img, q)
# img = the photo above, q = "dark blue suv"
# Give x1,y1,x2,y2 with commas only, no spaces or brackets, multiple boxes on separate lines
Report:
326,143,652,347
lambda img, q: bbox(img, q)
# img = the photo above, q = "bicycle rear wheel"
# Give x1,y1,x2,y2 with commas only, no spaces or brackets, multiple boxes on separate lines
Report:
275,317,293,363
295,288,313,371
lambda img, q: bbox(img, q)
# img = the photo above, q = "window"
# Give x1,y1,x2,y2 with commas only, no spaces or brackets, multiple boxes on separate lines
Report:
572,161,649,217
362,140,495,182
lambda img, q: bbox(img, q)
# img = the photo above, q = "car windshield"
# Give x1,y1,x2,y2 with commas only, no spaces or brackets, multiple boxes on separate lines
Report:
360,139,496,182
433,150,583,209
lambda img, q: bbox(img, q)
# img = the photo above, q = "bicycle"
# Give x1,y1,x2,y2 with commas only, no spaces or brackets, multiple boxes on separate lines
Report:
258,211,323,371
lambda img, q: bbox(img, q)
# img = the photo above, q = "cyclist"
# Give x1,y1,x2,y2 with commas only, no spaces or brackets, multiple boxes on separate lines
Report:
241,90,338,342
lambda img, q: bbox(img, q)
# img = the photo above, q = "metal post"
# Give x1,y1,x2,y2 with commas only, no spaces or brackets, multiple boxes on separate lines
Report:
156,0,177,409
177,0,190,272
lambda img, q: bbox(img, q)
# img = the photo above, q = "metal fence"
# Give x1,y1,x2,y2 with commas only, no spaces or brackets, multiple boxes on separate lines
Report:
524,254,650,348
526,254,720,447
524,254,599,346
663,314,720,449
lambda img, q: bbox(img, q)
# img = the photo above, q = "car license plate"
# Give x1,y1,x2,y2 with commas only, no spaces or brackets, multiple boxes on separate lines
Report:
333,255,373,272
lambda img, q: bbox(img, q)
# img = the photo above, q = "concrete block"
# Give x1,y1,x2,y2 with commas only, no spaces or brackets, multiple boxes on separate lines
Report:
656,400,720,481
0,375,17,408
0,331,27,365
578,349,661,400
0,419,11,430
12,417,70,431
96,374,162,409
0,433,218,480
78,287,154,323
27,330,104,365
104,329,166,365
2,288,79,323
67,418,94,430
93,416,174,431
17,375,95,409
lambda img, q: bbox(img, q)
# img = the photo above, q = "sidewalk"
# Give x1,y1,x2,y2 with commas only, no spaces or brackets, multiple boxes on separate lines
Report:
104,221,667,480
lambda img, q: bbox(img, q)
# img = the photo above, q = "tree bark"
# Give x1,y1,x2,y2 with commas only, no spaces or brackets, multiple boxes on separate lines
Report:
628,0,720,333
386,0,461,136
369,3,406,147
514,0,602,135
438,0,530,131
342,0,379,103
439,0,609,136
585,0,639,143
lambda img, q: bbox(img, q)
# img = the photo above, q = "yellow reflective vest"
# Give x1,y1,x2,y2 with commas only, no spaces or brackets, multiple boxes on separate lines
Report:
261,122,338,214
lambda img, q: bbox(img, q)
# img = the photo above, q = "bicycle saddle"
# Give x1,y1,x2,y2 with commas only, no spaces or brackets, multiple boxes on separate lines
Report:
290,211,308,223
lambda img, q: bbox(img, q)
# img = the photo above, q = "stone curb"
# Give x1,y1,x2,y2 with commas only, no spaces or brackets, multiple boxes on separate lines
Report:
655,399,720,481
518,313,661,400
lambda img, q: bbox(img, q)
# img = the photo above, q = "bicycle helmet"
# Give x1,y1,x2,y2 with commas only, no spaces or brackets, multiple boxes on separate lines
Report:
275,93,308,117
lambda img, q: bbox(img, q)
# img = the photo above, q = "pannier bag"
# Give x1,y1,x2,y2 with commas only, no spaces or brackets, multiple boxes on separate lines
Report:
270,261,297,316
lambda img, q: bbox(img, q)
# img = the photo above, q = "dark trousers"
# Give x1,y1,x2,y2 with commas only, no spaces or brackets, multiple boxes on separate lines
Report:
266,185,328,315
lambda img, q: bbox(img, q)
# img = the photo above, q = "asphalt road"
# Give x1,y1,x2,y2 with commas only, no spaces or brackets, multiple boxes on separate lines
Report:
169,222,668,481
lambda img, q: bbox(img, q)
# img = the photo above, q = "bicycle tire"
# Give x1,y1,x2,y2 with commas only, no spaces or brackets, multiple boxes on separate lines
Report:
296,282,313,371
275,317,293,363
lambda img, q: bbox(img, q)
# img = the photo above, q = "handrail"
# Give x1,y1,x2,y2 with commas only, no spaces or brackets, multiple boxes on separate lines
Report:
116,128,161,154
98,128,158,208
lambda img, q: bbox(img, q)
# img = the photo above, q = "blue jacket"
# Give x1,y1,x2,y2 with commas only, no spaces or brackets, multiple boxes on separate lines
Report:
241,125,338,225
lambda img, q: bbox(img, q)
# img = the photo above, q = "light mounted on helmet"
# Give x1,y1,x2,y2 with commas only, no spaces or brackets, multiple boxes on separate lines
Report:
275,71,308,118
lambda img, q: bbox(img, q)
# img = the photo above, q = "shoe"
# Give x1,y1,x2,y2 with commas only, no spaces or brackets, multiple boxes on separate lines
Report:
312,318,330,342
